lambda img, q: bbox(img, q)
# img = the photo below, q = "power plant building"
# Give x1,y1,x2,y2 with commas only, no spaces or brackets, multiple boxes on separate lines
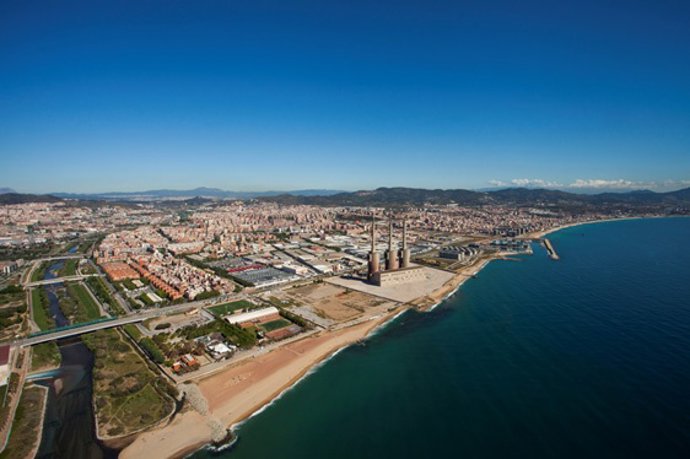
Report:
367,215,425,287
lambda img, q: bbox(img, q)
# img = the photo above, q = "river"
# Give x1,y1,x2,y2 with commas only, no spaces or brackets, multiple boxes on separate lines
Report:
35,259,119,459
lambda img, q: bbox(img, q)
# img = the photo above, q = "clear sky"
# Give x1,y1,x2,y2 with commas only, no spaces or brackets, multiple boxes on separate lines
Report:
1,0,689,193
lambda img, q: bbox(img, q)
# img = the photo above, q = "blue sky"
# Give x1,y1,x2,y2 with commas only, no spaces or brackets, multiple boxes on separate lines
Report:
1,0,689,193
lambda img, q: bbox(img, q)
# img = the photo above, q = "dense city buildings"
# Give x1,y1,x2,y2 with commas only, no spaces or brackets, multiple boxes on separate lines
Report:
0,189,685,458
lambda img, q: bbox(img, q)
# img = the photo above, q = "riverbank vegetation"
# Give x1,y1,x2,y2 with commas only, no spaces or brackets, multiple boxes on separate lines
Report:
65,282,102,322
31,342,61,371
59,259,79,277
31,287,54,330
86,277,125,315
30,261,49,283
0,385,46,459
0,373,21,434
82,329,176,438
0,286,27,340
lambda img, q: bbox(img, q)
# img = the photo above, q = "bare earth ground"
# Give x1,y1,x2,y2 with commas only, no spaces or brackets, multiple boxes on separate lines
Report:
288,283,394,321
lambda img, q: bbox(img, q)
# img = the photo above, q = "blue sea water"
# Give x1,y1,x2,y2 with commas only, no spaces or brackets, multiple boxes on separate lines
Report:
191,217,690,458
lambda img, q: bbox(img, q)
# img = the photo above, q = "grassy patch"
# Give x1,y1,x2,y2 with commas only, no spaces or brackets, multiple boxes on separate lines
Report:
176,318,257,349
121,279,137,290
0,288,27,340
83,329,175,437
123,324,143,341
138,293,155,306
30,261,48,283
31,342,61,371
66,283,102,322
262,319,291,332
207,300,255,317
59,259,79,277
0,386,46,459
31,288,54,330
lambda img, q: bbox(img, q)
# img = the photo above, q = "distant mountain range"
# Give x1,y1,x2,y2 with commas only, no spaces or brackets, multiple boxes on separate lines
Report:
258,186,690,208
0,192,62,205
48,187,346,201
1,186,689,208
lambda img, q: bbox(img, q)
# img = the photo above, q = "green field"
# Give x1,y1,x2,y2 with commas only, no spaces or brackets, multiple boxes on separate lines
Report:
207,300,255,317
262,319,291,332
66,283,102,321
31,342,61,370
31,288,54,330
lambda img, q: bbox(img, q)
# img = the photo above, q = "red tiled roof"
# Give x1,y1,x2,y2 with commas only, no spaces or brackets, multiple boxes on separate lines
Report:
0,345,10,366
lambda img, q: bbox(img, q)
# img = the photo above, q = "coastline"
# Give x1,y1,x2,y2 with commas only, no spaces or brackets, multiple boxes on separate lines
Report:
119,216,655,459
119,310,404,459
524,215,656,240
120,257,498,459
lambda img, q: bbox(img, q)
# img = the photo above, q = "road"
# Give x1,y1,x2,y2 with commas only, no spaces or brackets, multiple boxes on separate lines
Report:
24,273,101,288
15,295,239,347
21,255,86,285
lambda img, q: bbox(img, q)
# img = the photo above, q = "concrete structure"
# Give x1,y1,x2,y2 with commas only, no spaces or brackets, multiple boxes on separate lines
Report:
385,218,399,271
399,219,411,268
367,213,424,287
367,213,380,281
439,245,479,261
372,265,426,287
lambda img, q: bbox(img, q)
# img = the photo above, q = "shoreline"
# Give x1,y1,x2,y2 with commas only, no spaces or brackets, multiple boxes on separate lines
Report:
120,256,497,459
119,310,405,459
119,215,667,459
524,215,671,240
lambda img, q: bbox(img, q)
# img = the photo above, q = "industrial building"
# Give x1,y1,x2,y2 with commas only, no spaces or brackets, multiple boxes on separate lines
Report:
225,306,281,327
439,245,479,261
367,214,425,287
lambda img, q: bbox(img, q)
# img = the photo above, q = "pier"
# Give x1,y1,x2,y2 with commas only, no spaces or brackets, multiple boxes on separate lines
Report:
542,238,560,260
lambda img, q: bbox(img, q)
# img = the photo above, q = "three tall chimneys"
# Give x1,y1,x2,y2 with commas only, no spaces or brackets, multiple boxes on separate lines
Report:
368,213,410,281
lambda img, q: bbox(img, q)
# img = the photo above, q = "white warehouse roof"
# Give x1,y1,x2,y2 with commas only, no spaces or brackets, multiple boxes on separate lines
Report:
225,306,279,325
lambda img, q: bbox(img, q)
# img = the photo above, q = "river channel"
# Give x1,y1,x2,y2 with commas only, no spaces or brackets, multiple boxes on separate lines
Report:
35,258,119,459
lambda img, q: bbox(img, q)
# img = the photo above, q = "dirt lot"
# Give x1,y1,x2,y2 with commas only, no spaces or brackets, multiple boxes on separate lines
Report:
288,283,393,322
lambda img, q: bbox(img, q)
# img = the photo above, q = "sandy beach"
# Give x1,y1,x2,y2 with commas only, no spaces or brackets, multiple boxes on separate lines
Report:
120,311,400,459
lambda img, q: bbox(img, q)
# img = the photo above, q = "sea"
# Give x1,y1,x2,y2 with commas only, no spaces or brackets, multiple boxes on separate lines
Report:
191,217,690,459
